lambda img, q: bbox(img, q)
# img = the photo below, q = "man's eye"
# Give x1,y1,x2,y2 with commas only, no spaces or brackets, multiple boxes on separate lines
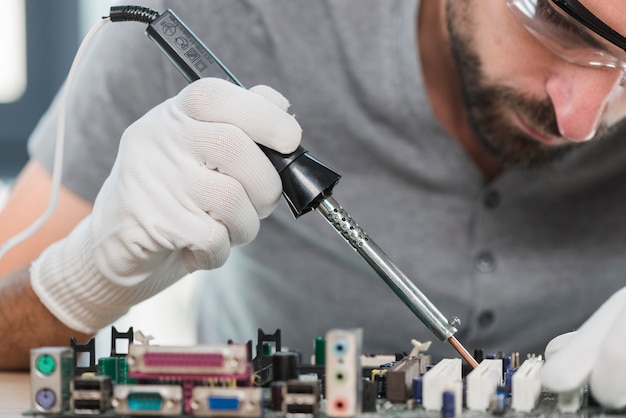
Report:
536,0,606,50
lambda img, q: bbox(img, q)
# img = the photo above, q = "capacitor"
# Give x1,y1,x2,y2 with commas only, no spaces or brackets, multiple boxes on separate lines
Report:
314,337,325,366
490,386,507,415
373,371,386,398
502,356,511,375
442,390,455,418
412,377,423,404
504,368,517,396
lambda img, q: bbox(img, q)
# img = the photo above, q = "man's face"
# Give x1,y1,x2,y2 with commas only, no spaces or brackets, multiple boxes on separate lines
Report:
445,0,626,168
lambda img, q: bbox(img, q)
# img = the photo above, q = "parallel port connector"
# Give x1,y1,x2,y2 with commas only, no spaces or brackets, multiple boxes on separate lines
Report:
127,343,249,378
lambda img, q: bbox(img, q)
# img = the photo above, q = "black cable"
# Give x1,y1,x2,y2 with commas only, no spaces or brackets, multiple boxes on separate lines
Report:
108,5,159,24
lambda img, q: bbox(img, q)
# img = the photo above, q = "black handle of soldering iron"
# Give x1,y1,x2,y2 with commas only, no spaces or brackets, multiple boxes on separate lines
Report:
145,9,341,218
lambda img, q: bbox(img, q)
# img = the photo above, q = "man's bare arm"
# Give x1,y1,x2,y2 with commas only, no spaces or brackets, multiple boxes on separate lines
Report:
0,160,93,277
0,267,91,370
0,160,93,369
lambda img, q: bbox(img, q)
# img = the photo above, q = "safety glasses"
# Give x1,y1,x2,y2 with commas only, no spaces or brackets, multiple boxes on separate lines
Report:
507,0,626,133
507,0,626,72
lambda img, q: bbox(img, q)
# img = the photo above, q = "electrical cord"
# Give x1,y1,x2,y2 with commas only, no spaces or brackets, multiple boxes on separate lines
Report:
0,6,163,262
108,5,159,23
0,17,111,262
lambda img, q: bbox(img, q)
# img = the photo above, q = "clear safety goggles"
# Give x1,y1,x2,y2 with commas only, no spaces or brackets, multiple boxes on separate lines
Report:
507,0,626,134
507,0,626,80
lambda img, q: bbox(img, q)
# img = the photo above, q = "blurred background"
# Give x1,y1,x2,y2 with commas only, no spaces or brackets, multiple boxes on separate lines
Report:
0,0,118,190
0,0,199,358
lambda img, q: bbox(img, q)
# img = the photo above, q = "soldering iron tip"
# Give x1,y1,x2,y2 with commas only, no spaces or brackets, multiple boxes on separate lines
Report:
448,336,479,368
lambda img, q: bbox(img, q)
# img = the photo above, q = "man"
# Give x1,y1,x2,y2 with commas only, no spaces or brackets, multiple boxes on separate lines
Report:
0,0,625,407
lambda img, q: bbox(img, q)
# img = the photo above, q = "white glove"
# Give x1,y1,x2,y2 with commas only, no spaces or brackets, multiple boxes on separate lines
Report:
30,78,302,334
541,286,626,409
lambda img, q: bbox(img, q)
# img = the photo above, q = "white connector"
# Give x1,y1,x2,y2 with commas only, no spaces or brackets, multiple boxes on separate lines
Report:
466,359,503,411
557,387,584,413
511,356,543,412
422,358,462,411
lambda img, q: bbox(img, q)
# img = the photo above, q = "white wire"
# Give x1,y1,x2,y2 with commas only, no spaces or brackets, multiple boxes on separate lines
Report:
0,17,111,262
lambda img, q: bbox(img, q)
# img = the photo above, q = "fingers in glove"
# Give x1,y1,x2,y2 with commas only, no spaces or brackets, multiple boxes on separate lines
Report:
187,166,262,247
249,85,291,112
541,288,626,392
180,217,231,272
589,301,626,409
182,120,283,218
543,331,577,360
176,78,302,154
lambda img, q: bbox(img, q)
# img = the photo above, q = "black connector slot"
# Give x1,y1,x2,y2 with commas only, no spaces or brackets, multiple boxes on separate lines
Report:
286,404,315,414
73,399,104,410
286,383,315,394
73,379,102,391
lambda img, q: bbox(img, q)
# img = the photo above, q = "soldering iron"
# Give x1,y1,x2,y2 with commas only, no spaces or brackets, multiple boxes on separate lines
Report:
109,5,478,368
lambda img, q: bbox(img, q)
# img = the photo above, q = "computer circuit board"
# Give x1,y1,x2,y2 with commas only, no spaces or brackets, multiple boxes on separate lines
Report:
24,326,624,418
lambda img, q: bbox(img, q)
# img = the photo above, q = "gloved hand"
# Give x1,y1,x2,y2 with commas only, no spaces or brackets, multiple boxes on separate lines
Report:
30,78,302,334
541,286,626,409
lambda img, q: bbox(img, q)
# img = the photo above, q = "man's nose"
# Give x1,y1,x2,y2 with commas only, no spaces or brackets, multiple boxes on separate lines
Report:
545,66,623,142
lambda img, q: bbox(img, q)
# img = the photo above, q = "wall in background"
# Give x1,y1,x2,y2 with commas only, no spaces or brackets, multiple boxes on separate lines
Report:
0,0,116,179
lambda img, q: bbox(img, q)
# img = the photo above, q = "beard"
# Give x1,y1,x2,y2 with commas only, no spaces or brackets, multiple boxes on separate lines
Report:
444,4,608,169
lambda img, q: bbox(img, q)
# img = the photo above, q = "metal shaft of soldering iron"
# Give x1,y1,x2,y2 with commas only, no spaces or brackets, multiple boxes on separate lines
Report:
140,8,478,368
317,196,478,369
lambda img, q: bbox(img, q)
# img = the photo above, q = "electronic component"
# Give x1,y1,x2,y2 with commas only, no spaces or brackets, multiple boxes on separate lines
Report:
442,390,456,418
511,352,521,369
359,354,396,368
385,354,431,402
112,384,183,416
272,352,300,382
422,358,462,411
190,386,262,417
465,359,503,411
70,375,112,414
70,337,97,376
110,326,134,357
361,379,378,413
30,347,74,414
98,356,136,385
237,328,282,387
25,324,618,418
412,377,423,404
325,329,363,417
370,368,387,398
281,379,320,416
313,337,326,366
558,387,584,413
126,343,250,380
271,382,285,411
446,379,463,416
490,386,508,415
503,367,516,395
510,356,543,412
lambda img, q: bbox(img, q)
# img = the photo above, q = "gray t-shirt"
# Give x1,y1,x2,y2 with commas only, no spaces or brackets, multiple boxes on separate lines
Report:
29,0,626,360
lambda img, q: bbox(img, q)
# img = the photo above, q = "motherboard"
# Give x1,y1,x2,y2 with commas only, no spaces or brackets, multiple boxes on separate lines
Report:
25,326,611,418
